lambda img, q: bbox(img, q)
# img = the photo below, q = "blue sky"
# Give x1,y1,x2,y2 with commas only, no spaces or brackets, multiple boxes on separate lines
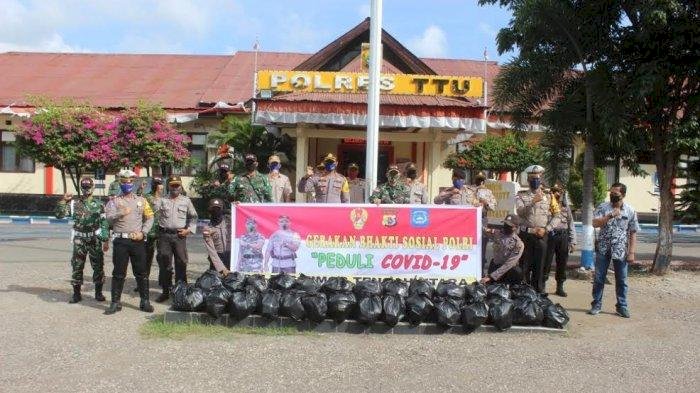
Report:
1,0,515,63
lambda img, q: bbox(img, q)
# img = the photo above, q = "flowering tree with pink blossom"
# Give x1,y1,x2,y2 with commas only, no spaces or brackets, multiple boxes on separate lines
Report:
15,99,190,195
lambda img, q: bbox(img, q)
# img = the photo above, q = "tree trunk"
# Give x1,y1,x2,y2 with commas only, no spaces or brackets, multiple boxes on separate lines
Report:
651,147,676,275
579,83,596,269
67,166,80,197
59,167,68,195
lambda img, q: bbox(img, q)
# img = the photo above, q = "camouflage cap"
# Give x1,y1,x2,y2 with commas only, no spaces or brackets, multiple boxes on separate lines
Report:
387,164,400,174
503,214,520,228
151,176,163,185
244,153,257,162
79,177,94,188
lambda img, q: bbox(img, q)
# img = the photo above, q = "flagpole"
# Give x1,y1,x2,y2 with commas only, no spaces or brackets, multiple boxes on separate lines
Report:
252,37,259,123
365,0,383,200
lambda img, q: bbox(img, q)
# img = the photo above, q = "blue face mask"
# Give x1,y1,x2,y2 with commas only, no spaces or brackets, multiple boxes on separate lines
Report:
120,183,134,194
529,178,541,190
325,162,336,172
453,179,465,189
269,162,281,172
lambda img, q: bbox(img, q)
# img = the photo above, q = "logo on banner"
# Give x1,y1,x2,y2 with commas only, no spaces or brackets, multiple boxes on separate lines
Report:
350,208,368,230
382,209,398,227
410,208,430,228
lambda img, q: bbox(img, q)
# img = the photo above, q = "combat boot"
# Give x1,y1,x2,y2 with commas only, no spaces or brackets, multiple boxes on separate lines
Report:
155,288,170,303
94,283,106,302
104,279,124,315
138,278,154,313
68,285,82,303
556,282,568,297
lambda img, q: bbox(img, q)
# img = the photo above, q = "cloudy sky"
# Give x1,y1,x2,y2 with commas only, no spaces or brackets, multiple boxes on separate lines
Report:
1,0,514,63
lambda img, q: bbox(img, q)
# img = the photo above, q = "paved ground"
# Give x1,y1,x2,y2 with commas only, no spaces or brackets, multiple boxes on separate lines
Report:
1,226,699,392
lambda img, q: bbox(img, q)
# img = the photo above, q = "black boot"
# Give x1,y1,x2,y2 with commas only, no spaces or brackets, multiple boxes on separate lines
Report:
138,278,154,313
68,285,82,303
94,283,106,302
104,279,124,315
556,281,568,297
155,288,170,303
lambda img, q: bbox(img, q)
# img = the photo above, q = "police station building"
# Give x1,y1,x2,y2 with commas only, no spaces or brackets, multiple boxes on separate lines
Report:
0,18,664,217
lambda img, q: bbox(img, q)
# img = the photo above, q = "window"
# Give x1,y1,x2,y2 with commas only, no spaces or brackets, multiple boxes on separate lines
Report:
1,131,35,172
153,133,208,176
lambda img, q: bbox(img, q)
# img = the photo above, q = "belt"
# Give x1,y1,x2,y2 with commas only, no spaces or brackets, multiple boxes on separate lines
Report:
112,232,133,239
271,252,296,260
242,254,262,259
158,227,182,234
74,229,100,238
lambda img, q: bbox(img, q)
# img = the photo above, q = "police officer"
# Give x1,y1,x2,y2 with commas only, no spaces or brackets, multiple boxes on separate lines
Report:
104,169,155,314
470,172,497,271
267,154,292,203
480,214,525,285
346,163,366,203
202,198,231,276
515,165,554,293
371,164,411,204
264,215,302,273
237,217,266,272
229,153,272,203
404,162,428,204
298,153,350,203
55,177,110,303
152,175,198,303
544,184,576,297
433,169,479,205
133,176,164,293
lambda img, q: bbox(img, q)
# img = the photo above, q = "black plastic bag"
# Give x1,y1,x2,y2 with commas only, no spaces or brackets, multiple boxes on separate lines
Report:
486,283,511,300
382,294,405,327
543,303,570,329
436,280,466,300
461,301,488,332
195,269,223,294
353,280,383,298
536,294,554,311
435,300,461,326
261,290,282,319
327,292,356,323
405,294,434,325
356,295,382,325
205,285,232,318
382,279,409,298
244,274,268,293
280,290,306,321
222,272,246,292
302,292,328,323
510,283,539,301
229,286,260,320
322,277,354,294
512,297,544,326
293,274,321,293
464,282,487,304
172,281,206,312
269,273,296,291
487,297,514,331
408,279,435,298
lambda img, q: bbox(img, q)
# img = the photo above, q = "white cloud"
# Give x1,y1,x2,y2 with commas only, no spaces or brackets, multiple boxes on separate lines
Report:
408,25,448,58
478,22,497,39
0,33,89,53
155,0,210,37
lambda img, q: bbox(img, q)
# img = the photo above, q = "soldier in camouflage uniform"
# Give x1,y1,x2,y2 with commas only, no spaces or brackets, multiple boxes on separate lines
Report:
371,164,411,204
229,153,272,203
55,177,110,303
237,217,266,272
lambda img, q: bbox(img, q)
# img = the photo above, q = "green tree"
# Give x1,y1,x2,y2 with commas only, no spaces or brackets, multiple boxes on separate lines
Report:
568,153,608,211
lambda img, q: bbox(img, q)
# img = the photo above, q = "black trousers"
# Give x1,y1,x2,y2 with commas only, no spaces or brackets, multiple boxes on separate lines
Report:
112,238,148,301
157,232,188,290
481,229,489,274
544,230,569,284
519,231,548,293
488,261,523,285
209,251,231,271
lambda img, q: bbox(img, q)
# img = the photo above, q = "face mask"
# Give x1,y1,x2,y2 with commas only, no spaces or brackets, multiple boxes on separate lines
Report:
610,194,622,204
529,178,541,190
80,185,92,195
325,162,336,172
218,171,228,182
120,183,134,194
502,225,514,235
388,171,399,183
269,162,281,172
453,179,465,189
169,186,181,196
348,171,358,180
245,161,257,171
246,224,255,232
209,209,223,220
280,222,290,230
407,169,417,180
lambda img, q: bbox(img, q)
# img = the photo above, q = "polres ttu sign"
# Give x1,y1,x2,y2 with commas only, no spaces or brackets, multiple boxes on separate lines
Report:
256,70,484,98
231,204,482,281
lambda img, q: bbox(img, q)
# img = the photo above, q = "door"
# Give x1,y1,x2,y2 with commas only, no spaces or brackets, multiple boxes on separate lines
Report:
337,142,394,184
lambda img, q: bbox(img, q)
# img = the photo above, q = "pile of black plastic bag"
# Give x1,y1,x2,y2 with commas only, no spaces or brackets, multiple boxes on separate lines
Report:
172,271,570,332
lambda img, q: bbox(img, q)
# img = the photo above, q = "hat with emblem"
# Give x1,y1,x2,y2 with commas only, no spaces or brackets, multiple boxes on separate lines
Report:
79,177,94,188
218,163,230,171
268,154,281,164
208,198,224,209
244,153,257,162
117,169,137,179
348,162,359,170
323,153,338,163
525,165,545,175
151,176,163,185
167,175,182,185
503,214,520,228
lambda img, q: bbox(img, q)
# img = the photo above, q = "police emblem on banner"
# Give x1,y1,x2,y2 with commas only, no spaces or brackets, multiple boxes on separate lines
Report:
382,209,398,227
350,208,368,230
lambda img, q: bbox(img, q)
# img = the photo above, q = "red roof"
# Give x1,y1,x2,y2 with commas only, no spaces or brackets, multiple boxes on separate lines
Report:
0,51,499,111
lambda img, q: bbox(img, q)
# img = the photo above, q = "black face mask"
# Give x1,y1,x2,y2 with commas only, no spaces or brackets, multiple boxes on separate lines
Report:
610,194,622,204
407,169,417,180
209,209,223,222
218,171,228,183
245,161,257,171
502,225,514,235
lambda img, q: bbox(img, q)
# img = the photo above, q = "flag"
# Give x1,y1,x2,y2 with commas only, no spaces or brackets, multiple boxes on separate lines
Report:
253,38,260,51
483,47,488,61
